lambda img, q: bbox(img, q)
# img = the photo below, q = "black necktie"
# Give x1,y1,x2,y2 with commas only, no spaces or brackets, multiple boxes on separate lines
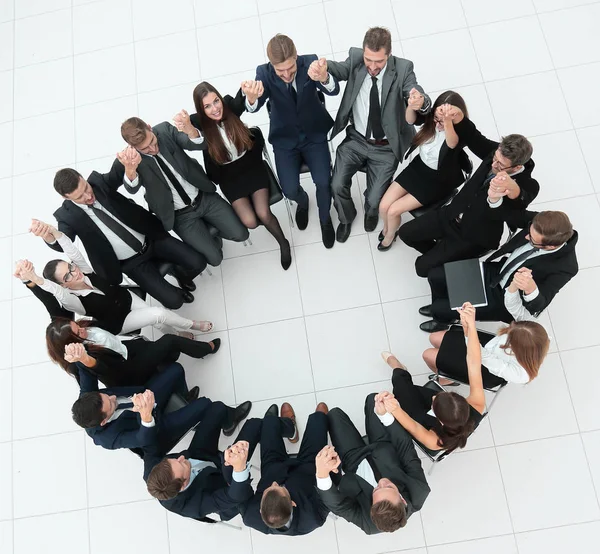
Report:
288,83,297,104
154,155,192,206
117,401,134,410
366,454,383,482
90,206,143,253
491,247,540,288
367,76,384,140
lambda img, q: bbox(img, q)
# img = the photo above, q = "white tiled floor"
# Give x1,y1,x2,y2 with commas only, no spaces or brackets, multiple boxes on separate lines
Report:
2,0,600,553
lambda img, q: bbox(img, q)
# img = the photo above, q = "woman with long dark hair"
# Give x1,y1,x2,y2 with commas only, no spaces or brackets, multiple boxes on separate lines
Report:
46,318,220,388
378,302,486,453
175,82,291,270
377,91,470,251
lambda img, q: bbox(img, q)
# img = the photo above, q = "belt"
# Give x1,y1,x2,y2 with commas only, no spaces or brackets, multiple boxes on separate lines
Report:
366,138,389,146
122,240,149,264
175,192,202,215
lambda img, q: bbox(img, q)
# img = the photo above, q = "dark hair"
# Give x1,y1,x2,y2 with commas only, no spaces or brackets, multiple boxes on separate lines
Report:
192,81,254,165
72,392,104,428
412,90,469,148
370,499,407,532
432,392,475,453
45,317,100,374
121,117,150,147
266,34,297,65
260,488,292,529
531,211,574,246
147,459,183,501
363,27,392,55
42,259,66,284
497,321,550,381
54,168,83,196
498,134,533,167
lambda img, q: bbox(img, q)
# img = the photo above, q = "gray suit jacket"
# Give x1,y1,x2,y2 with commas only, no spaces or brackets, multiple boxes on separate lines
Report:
327,48,431,160
123,122,216,231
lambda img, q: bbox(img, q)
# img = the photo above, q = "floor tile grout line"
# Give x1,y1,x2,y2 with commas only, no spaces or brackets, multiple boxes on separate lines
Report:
577,432,600,515
10,0,16,547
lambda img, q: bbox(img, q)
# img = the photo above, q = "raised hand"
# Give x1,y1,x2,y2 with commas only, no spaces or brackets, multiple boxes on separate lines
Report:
308,57,328,82
315,445,341,478
457,301,476,331
224,440,250,472
64,342,88,364
14,259,37,282
30,219,58,243
241,80,264,105
116,146,141,178
407,87,424,111
172,109,199,139
382,393,400,414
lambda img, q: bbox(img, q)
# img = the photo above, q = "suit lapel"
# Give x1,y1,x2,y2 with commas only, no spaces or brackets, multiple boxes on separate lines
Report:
350,65,368,110
294,59,308,109
380,61,395,110
488,231,528,261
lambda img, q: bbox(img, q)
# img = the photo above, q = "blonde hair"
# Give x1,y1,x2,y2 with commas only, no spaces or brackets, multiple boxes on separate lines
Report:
497,321,550,381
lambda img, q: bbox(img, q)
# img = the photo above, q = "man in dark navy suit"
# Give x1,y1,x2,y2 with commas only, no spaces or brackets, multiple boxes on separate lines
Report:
244,34,340,248
71,361,251,453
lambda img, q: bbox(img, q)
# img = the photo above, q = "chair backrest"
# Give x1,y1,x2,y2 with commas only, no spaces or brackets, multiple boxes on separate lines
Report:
253,126,284,205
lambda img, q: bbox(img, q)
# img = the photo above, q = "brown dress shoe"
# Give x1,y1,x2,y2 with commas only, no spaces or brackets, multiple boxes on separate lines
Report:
280,402,299,443
315,402,329,415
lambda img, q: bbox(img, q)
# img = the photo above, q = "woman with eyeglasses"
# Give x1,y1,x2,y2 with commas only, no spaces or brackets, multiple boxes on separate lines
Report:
18,219,213,336
377,303,486,453
377,91,471,252
173,81,292,270
46,318,221,388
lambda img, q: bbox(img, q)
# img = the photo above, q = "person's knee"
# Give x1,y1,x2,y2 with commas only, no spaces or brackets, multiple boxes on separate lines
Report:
255,206,273,224
159,292,184,310
422,348,437,369
388,201,407,218
205,248,223,267
241,215,259,230
149,307,167,324
365,392,377,409
414,256,430,278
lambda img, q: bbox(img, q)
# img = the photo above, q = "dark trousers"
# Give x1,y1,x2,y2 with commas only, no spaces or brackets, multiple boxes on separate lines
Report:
391,368,438,430
398,210,489,278
260,412,329,474
429,262,513,323
331,127,398,223
173,192,249,267
273,139,333,223
121,234,207,310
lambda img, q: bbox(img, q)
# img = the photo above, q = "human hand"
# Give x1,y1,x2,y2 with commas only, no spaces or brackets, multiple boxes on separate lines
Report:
133,390,155,423
407,88,424,111
308,57,328,83
224,440,249,472
173,109,198,138
240,80,264,105
382,394,400,414
457,302,476,331
14,259,37,282
489,171,518,201
439,103,458,124
64,342,88,364
116,146,141,179
30,219,58,243
374,392,389,415
512,267,537,295
315,445,341,478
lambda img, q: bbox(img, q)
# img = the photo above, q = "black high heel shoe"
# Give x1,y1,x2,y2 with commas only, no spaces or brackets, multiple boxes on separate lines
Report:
377,233,397,252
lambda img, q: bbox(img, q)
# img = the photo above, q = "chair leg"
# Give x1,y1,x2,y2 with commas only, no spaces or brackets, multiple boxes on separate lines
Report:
328,513,339,521
215,521,243,531
486,385,506,413
285,198,295,228
427,460,437,476
205,267,212,277
243,237,253,247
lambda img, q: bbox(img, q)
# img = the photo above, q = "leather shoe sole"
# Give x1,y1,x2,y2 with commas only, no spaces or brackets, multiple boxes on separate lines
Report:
185,386,200,402
182,291,195,304
418,304,432,317
179,280,196,292
209,338,221,354
419,320,451,333
315,402,329,415
264,403,278,417
222,400,252,437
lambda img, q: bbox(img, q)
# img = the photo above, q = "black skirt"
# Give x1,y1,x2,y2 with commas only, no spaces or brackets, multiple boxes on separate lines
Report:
394,155,458,206
437,326,507,388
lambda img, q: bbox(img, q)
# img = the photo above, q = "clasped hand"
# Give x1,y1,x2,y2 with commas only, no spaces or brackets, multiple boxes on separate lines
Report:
224,440,250,472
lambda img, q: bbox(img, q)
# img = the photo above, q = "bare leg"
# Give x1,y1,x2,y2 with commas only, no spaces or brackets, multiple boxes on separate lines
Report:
429,330,447,348
381,192,422,247
378,181,407,237
422,348,439,371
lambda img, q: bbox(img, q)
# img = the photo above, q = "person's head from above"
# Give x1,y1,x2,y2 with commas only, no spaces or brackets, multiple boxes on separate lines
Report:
431,391,475,452
72,390,118,428
260,482,297,529
121,117,159,156
147,456,192,500
54,168,96,205
370,477,407,532
498,322,550,381
43,259,85,289
527,210,573,251
192,81,253,165
266,34,298,84
491,134,533,176
413,90,468,147
362,27,392,77
45,318,90,370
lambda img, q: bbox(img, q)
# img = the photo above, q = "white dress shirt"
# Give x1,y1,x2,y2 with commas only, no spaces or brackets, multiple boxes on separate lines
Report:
106,395,155,427
470,333,530,384
419,129,446,169
181,459,250,492
352,65,388,139
217,124,247,163
75,201,145,260
85,327,128,359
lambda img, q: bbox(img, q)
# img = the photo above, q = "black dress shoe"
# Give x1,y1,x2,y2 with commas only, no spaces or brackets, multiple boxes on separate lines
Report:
419,320,451,333
321,219,335,249
185,386,200,402
377,235,397,252
336,223,352,243
378,231,384,242
264,403,278,417
182,291,195,304
222,400,252,437
295,206,309,230
209,338,221,354
419,304,432,317
178,279,196,292
364,214,378,232
280,240,292,270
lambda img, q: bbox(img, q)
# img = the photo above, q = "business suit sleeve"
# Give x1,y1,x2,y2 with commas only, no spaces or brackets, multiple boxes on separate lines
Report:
399,60,431,113
453,116,499,160
47,211,77,253
318,485,375,534
326,54,352,82
111,421,155,450
225,89,247,118
78,367,100,394
523,264,578,317
94,158,127,192
157,121,207,152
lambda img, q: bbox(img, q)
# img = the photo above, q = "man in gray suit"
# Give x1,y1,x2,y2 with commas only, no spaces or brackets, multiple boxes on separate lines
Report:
118,116,249,267
309,27,431,243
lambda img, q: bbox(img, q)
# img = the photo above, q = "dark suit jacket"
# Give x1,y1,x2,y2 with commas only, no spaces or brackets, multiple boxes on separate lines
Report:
439,117,540,250
327,48,431,160
487,210,579,317
51,160,166,285
23,281,74,321
242,458,329,536
122,122,215,231
252,54,340,150
78,369,155,450
141,425,253,521
317,421,430,535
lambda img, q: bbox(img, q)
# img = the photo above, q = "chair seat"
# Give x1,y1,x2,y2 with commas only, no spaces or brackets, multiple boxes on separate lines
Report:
409,188,459,219
299,161,311,174
165,392,188,414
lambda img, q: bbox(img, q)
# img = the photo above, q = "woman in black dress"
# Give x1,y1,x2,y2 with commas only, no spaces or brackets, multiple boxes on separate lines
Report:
186,82,291,270
377,91,470,251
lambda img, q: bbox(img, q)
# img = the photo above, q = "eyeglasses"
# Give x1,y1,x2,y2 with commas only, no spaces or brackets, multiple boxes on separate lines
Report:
527,224,546,248
62,263,77,283
492,153,516,172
